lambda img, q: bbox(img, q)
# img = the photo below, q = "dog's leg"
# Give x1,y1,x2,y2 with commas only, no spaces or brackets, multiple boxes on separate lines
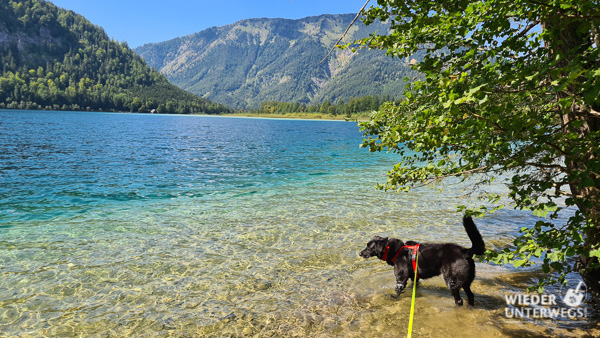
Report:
444,275,464,306
394,265,409,295
450,287,463,306
395,279,408,295
463,284,475,306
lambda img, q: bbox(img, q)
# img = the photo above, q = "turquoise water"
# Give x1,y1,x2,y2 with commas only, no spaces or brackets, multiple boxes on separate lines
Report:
0,110,596,336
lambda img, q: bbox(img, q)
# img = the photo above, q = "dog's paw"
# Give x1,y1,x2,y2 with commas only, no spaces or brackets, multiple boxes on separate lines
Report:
395,284,406,294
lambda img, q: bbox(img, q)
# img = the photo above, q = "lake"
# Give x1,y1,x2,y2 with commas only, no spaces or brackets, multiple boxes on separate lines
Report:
0,110,596,336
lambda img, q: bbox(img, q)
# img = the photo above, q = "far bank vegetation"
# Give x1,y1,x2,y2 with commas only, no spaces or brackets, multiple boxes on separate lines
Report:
229,95,394,119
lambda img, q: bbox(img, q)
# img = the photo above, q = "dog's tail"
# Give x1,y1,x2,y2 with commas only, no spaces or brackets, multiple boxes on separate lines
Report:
464,216,485,256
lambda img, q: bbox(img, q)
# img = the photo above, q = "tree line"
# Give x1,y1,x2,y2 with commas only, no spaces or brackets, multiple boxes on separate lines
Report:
254,95,395,116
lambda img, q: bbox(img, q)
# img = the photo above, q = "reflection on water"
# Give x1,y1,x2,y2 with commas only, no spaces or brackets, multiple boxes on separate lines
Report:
0,110,597,336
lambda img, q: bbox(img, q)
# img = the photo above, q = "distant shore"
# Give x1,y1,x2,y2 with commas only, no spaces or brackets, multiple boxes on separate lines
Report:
220,112,372,121
0,108,373,122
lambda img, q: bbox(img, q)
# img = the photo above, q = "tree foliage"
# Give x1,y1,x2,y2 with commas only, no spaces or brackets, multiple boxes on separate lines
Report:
354,0,600,296
0,0,231,114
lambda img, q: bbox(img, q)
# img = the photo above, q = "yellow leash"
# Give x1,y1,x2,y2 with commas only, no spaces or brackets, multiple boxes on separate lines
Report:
407,249,419,338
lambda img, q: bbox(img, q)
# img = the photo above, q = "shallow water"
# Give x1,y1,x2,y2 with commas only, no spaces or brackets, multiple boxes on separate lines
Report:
0,110,597,336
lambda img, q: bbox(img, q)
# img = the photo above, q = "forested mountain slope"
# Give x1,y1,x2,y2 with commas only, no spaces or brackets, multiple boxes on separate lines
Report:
0,0,232,114
136,14,420,109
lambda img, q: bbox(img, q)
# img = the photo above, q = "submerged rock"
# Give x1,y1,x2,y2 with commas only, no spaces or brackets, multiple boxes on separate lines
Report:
255,281,272,291
220,312,237,323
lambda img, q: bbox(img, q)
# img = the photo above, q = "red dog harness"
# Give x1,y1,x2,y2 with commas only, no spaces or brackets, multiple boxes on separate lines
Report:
382,244,420,272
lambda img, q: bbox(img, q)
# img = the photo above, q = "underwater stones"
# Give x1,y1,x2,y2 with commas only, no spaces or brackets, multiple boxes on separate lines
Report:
254,281,272,291
220,312,238,323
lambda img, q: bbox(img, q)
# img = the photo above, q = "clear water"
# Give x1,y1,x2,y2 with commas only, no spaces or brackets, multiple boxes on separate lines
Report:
0,110,596,336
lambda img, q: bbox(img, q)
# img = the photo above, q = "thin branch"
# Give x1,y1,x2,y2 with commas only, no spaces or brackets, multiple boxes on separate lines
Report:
514,20,541,40
492,84,547,94
463,108,575,160
464,110,507,132
589,108,600,118
525,0,552,9
415,140,567,186
320,0,371,64
523,162,567,171
563,14,600,20
428,166,490,181
525,0,600,19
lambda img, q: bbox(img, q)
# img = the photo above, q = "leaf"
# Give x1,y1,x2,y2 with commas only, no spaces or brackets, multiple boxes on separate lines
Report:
542,264,550,273
514,259,527,268
550,262,564,272
467,84,485,96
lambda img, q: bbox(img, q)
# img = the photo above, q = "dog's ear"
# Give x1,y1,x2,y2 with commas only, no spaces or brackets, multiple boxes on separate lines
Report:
370,236,388,256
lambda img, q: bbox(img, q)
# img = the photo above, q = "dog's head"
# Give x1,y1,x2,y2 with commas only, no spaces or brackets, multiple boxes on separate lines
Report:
360,236,389,259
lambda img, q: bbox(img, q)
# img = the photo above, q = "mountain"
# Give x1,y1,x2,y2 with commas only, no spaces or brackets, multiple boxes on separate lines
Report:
135,14,420,109
0,0,232,114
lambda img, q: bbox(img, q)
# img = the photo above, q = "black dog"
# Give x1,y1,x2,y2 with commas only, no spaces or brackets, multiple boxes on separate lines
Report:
359,216,485,306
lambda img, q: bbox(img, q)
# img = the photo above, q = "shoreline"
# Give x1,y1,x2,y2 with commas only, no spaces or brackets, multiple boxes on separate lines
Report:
219,112,372,122
0,108,372,122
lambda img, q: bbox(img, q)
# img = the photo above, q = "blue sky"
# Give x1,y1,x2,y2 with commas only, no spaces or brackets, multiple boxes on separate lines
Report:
50,0,369,48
